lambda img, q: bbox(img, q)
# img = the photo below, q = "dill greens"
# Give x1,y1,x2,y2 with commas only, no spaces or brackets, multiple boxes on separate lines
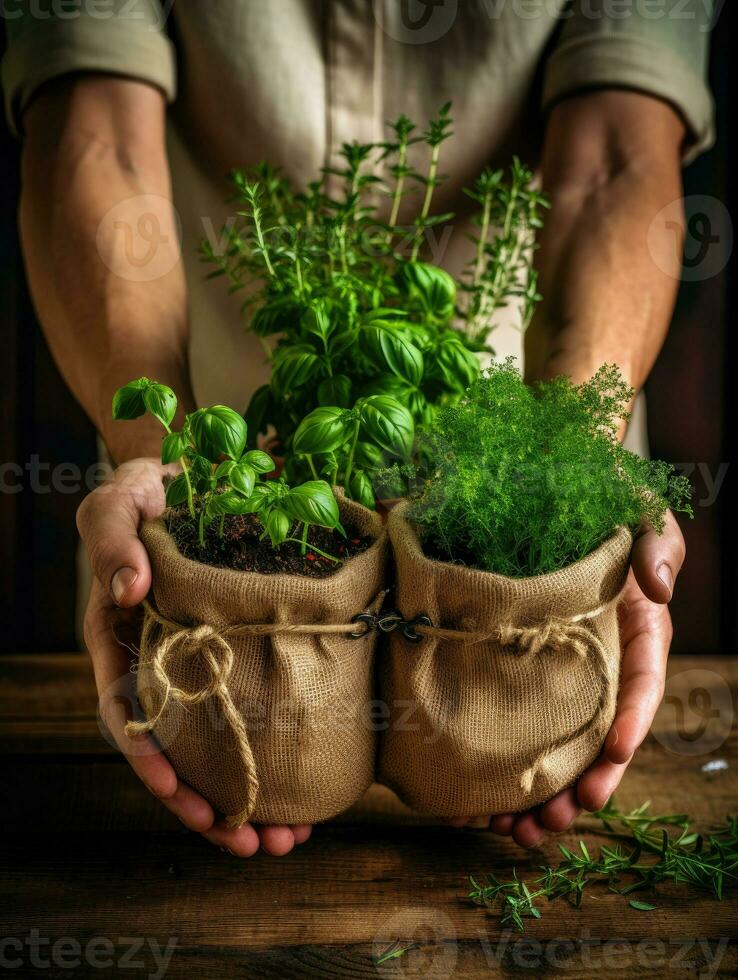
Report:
202,105,548,504
401,359,692,577
467,800,738,933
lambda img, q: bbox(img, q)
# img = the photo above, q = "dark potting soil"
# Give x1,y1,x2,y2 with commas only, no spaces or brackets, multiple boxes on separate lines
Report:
168,509,372,577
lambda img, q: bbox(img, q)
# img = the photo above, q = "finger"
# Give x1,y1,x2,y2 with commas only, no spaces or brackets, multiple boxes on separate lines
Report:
144,778,215,832
577,758,629,812
511,811,546,849
539,787,582,833
202,821,260,858
605,601,670,765
448,816,471,828
631,511,686,604
291,825,313,845
77,459,168,607
489,814,515,836
257,826,296,856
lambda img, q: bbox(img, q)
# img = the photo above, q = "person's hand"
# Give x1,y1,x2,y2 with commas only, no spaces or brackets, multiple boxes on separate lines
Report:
451,513,686,846
77,457,312,857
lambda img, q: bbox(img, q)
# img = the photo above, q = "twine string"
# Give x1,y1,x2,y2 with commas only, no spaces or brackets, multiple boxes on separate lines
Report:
410,601,617,796
125,593,615,812
124,591,388,826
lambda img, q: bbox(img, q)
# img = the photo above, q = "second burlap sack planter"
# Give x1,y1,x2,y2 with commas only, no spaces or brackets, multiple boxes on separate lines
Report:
127,495,387,827
379,501,632,817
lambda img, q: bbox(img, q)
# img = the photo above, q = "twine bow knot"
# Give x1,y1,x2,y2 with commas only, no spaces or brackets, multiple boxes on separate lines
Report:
123,593,386,827
500,611,613,796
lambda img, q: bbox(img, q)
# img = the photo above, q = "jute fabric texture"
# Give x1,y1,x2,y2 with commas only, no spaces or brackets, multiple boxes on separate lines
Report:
378,502,632,816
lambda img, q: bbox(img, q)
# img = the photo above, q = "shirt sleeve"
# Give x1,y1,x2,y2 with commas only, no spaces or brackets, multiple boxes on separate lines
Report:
2,0,177,137
543,0,715,164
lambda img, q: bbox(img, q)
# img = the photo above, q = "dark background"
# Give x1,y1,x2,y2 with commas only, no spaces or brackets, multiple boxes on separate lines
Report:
0,21,733,654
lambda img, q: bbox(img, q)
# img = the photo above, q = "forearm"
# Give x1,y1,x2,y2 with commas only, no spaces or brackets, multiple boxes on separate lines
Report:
19,76,194,462
525,91,686,396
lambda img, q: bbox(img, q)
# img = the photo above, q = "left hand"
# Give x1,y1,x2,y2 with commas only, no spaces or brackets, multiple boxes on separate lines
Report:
451,512,686,846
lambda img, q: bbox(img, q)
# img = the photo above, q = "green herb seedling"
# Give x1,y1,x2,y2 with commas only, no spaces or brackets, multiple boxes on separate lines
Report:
402,360,693,577
202,104,548,502
112,378,341,555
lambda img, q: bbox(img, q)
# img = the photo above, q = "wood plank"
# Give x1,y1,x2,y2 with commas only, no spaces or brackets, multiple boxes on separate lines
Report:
1,653,736,978
2,821,737,945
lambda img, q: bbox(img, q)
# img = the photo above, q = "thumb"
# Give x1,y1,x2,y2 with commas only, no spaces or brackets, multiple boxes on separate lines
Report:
630,510,686,605
77,458,166,607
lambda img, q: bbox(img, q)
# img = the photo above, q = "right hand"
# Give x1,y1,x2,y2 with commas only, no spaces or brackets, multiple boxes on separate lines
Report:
77,457,312,857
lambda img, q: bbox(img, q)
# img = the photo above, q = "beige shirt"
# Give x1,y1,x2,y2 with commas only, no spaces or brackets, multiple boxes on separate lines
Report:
3,0,715,424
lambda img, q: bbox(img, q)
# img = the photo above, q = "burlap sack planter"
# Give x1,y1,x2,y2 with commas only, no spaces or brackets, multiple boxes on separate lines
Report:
128,495,387,827
379,502,632,817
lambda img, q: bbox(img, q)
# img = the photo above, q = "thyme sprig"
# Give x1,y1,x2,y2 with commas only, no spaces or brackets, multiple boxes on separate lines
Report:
467,801,738,933
202,104,547,498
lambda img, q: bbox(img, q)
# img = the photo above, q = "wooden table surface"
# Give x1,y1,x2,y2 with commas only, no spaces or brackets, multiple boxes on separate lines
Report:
1,653,736,978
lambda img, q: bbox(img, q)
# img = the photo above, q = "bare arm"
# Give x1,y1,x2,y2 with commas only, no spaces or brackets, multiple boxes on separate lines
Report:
19,75,195,461
485,90,688,847
524,90,686,394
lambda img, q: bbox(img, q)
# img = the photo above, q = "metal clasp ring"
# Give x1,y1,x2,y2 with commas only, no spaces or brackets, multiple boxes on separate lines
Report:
350,613,376,638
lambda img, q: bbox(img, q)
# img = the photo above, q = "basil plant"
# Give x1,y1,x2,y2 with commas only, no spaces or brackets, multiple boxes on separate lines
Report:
203,104,548,503
112,378,340,552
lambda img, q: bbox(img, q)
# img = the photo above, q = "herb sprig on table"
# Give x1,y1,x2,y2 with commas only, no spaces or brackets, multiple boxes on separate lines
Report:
467,800,738,933
202,104,548,500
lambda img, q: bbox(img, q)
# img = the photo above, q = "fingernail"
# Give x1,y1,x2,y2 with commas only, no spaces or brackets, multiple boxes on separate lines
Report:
656,563,673,599
112,567,138,605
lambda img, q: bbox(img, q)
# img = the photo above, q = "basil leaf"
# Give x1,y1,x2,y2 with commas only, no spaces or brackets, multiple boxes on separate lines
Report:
143,382,177,428
271,346,320,398
628,901,657,912
301,301,332,343
293,406,351,455
241,483,272,513
354,441,386,471
396,261,456,321
349,470,375,510
242,449,275,474
250,296,300,337
112,378,149,420
206,490,252,518
361,322,424,387
362,307,408,323
214,459,235,481
282,481,340,528
230,462,256,498
264,507,291,547
360,395,415,459
407,389,435,426
185,452,213,492
165,473,189,508
189,406,248,462
426,333,480,392
161,430,188,465
318,375,353,408
359,373,413,403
